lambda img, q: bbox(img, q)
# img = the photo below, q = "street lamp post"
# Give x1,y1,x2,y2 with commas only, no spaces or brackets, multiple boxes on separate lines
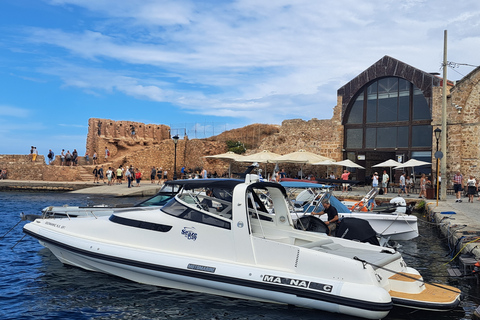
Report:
172,135,179,180
434,127,442,204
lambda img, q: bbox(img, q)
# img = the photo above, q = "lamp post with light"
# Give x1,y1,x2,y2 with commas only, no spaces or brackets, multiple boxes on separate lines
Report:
434,127,442,205
172,135,179,180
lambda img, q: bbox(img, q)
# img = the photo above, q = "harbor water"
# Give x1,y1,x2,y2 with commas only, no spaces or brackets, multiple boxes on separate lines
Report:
1,191,479,320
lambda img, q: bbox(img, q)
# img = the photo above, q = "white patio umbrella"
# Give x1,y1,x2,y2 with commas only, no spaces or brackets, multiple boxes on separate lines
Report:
235,150,283,180
334,159,365,169
393,159,432,181
372,159,402,182
203,151,245,177
276,150,334,179
235,150,282,163
393,159,431,169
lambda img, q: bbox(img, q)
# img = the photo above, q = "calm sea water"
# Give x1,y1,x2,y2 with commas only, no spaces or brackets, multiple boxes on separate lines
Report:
0,191,478,320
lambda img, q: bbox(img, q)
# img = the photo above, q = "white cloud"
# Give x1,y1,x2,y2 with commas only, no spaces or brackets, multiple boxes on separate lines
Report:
16,0,480,126
0,105,30,118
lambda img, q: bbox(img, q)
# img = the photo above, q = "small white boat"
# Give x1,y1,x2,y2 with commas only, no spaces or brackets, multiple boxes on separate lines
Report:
23,175,460,319
282,183,419,241
40,181,184,218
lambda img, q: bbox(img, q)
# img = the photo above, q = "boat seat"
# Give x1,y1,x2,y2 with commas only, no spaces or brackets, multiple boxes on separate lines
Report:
300,238,334,248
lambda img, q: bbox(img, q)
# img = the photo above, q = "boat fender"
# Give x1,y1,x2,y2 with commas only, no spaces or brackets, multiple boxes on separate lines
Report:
473,262,480,275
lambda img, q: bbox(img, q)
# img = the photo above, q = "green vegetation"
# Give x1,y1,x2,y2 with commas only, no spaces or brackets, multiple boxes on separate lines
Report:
226,140,246,154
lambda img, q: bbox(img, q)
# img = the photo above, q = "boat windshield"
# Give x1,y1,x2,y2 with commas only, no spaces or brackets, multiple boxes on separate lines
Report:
161,191,232,229
135,194,175,207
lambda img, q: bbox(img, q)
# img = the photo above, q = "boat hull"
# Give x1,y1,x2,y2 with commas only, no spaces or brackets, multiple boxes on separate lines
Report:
24,224,392,320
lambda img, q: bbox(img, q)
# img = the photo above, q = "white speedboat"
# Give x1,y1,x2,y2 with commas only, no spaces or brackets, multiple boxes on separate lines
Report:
40,181,185,218
23,175,460,319
282,183,419,241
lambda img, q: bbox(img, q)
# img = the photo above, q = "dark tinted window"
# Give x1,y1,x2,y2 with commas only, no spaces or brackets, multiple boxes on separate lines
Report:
161,199,231,229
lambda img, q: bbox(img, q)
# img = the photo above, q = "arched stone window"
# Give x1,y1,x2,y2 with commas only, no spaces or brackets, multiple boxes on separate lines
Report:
344,76,432,150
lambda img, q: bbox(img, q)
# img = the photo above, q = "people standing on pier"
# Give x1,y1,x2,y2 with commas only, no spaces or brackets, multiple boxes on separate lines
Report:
163,169,168,181
125,166,133,188
399,172,407,196
419,173,428,199
99,166,105,184
135,168,142,187
30,146,34,161
60,149,65,166
92,166,99,183
406,174,413,195
467,175,477,203
151,167,156,183
116,166,123,184
341,169,350,192
453,171,464,203
382,170,389,194
202,168,208,179
106,167,113,186
372,172,379,190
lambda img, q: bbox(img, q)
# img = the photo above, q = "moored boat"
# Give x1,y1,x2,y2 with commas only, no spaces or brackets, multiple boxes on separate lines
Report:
23,175,460,319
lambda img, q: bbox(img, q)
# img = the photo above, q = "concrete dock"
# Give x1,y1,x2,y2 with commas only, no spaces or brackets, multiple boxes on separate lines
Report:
0,179,162,197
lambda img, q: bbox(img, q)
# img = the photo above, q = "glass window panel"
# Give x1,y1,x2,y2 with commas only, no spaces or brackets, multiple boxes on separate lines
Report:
347,95,364,124
398,94,410,121
378,78,398,94
377,77,398,122
366,97,377,123
366,82,378,123
412,125,432,147
413,88,430,120
366,128,376,148
397,126,408,148
377,95,398,122
346,128,363,149
367,82,377,95
377,127,397,148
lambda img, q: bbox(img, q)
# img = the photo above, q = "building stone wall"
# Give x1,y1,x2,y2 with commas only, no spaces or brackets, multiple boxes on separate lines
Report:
86,118,171,161
445,67,480,182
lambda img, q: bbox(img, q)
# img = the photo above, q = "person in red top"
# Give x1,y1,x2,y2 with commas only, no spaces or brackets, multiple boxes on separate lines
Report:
341,169,350,192
453,171,463,203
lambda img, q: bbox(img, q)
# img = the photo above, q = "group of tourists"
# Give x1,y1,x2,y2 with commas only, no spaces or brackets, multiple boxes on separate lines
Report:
92,165,143,188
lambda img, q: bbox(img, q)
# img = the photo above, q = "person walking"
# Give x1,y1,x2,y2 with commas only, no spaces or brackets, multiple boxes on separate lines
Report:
419,173,428,199
150,167,156,184
157,167,162,184
399,172,407,196
382,170,389,194
341,170,350,192
126,166,134,188
92,166,99,183
372,172,379,190
453,171,463,203
135,168,142,187
99,165,105,184
467,175,477,203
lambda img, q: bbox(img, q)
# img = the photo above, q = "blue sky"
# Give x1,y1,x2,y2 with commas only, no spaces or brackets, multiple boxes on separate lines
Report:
1,0,479,157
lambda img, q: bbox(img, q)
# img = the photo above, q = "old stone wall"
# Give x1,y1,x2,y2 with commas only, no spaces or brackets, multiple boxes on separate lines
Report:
447,68,480,181
86,118,171,161
0,155,82,181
